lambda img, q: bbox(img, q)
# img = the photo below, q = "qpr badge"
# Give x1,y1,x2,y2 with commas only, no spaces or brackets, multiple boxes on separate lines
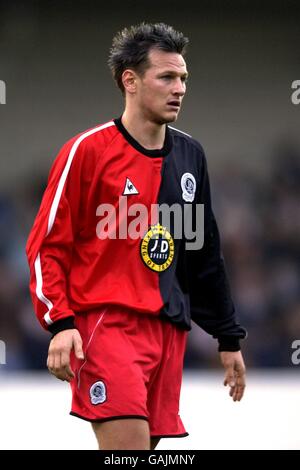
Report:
90,381,107,405
181,172,196,202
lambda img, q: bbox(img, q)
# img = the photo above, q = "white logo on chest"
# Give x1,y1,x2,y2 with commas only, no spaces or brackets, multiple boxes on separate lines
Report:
122,177,139,195
181,173,196,202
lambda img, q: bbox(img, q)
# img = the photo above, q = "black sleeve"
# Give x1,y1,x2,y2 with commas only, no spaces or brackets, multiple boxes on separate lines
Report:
187,151,247,351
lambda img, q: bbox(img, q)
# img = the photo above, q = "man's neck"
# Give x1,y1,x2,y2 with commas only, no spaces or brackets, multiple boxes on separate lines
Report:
121,111,166,150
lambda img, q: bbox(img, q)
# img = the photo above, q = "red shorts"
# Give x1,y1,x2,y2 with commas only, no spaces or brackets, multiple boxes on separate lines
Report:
70,305,188,438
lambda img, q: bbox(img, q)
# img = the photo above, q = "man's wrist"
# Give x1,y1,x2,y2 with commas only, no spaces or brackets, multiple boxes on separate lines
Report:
48,317,76,338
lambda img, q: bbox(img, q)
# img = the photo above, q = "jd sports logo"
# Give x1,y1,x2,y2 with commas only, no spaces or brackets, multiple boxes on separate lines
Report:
122,177,139,195
140,224,174,272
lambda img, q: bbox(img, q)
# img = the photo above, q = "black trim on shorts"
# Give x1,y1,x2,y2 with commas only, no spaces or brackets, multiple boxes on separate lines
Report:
70,412,149,424
151,432,189,439
70,412,189,439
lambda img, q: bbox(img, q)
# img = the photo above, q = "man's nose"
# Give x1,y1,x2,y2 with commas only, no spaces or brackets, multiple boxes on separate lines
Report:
172,78,185,96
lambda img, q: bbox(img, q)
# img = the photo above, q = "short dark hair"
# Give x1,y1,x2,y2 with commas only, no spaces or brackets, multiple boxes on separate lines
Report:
108,22,189,94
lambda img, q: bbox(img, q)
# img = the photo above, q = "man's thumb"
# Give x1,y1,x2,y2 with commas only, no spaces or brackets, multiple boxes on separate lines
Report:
74,336,84,360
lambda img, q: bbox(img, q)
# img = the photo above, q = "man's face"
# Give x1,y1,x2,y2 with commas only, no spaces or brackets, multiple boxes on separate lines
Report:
134,49,188,125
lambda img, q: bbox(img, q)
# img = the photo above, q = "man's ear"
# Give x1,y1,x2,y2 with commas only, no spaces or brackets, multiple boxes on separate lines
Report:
122,69,138,94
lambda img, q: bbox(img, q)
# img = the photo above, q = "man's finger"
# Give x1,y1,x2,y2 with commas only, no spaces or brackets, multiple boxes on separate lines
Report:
74,336,84,360
224,366,236,388
47,353,54,371
53,350,61,373
53,352,71,382
51,352,68,381
231,383,244,401
235,384,246,401
235,372,246,399
61,350,75,381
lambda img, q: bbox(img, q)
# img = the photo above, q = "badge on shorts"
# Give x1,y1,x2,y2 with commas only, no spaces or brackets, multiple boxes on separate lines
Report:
90,381,107,405
181,172,196,202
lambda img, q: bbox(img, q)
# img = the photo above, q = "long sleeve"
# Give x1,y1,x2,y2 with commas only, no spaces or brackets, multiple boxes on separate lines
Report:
187,151,247,351
26,137,84,332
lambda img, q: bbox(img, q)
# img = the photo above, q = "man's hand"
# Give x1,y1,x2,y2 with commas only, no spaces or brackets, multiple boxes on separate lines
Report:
219,351,246,402
47,329,84,382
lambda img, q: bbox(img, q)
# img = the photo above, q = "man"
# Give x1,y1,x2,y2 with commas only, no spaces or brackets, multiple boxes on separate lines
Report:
26,22,246,450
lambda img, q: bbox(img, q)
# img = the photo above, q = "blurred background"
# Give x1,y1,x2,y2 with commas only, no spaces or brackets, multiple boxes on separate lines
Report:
0,0,300,449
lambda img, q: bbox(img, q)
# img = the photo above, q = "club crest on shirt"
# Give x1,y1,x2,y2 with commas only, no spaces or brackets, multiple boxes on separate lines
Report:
181,172,196,202
140,224,174,272
90,381,107,405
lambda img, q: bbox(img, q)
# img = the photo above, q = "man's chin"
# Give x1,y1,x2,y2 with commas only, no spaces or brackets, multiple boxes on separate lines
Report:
157,111,179,125
166,114,178,123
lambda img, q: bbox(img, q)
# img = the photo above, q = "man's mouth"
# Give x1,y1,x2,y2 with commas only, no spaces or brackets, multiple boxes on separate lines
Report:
167,100,181,108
